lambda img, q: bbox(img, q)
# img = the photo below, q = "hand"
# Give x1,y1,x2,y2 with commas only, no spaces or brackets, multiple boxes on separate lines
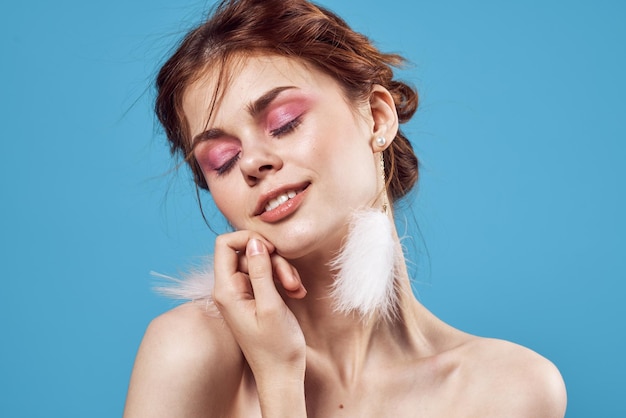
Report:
213,231,307,391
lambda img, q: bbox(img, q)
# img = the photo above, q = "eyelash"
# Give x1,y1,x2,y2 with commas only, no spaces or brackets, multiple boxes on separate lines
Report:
214,116,303,176
270,116,302,137
215,151,241,176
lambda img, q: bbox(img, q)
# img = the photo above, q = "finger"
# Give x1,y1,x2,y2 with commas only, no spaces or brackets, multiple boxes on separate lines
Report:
214,230,275,257
214,231,275,303
237,251,248,273
246,238,285,312
271,254,307,299
214,232,275,279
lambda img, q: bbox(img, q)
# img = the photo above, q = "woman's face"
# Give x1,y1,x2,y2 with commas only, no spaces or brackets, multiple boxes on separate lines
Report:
183,55,382,259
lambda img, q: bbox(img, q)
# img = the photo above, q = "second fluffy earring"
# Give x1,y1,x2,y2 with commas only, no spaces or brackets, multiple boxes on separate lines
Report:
327,208,400,322
327,148,401,322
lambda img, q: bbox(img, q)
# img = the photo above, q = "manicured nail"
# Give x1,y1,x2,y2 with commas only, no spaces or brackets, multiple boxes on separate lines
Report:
247,238,264,256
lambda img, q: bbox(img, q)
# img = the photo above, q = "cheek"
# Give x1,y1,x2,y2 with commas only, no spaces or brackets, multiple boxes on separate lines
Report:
210,188,239,225
321,129,378,199
208,182,247,228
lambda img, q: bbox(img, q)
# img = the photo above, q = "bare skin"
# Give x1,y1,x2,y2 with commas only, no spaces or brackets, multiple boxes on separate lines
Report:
125,254,566,417
124,55,567,417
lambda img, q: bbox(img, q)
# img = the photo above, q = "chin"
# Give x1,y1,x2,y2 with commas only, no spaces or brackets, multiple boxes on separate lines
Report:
274,246,311,261
270,223,347,262
271,234,318,260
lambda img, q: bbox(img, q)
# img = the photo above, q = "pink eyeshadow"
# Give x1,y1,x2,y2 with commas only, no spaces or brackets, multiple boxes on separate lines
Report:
266,100,309,131
197,141,241,170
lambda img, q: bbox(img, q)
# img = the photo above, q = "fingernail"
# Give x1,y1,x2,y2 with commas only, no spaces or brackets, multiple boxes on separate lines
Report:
247,238,264,256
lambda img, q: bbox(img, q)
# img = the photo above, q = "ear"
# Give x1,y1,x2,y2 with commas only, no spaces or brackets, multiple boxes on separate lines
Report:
368,85,399,152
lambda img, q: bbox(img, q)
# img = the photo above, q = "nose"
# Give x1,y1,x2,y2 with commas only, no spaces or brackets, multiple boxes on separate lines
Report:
238,143,283,186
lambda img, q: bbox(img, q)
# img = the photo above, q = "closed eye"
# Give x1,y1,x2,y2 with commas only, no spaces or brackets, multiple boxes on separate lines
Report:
270,116,302,138
216,151,241,176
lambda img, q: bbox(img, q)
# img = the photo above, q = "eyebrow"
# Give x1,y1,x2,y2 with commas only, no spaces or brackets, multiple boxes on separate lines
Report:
191,128,226,148
191,85,297,147
246,86,297,117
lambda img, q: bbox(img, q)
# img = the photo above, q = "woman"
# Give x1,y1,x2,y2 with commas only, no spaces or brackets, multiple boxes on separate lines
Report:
124,0,567,416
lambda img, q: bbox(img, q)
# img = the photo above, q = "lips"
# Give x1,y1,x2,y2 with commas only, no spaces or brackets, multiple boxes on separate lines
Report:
264,189,299,212
254,182,310,219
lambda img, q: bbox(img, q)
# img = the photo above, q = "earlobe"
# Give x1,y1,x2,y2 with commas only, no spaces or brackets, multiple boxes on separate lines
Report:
369,85,399,151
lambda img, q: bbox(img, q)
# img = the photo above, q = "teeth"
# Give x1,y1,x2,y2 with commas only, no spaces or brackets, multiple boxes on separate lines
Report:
265,190,299,212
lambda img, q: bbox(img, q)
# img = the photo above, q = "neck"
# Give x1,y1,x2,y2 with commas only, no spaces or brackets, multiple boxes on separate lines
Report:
283,248,435,386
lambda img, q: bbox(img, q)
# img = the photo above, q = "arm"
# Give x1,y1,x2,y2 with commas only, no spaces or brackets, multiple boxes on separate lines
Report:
123,304,245,417
212,232,308,418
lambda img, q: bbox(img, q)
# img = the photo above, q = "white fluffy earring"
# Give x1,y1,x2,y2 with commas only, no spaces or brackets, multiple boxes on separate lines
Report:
328,152,401,322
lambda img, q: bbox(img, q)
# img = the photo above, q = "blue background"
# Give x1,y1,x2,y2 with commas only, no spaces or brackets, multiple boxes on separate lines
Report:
1,0,624,416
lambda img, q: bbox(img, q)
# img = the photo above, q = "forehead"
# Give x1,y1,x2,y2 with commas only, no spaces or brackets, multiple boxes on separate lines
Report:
182,55,348,136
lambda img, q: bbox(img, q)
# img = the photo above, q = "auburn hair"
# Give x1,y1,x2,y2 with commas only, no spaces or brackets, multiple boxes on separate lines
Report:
156,0,419,202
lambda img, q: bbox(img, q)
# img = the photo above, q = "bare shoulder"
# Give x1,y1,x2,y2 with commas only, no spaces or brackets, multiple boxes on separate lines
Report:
457,337,567,418
124,303,245,417
138,302,241,368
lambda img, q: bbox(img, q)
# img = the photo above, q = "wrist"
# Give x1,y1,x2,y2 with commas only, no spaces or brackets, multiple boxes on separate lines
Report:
255,369,306,417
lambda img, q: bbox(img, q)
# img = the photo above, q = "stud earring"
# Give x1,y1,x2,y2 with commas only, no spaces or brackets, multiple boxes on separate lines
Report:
376,136,386,147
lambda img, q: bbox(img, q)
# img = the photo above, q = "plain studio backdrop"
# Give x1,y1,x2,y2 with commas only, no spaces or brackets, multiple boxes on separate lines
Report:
1,0,624,416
